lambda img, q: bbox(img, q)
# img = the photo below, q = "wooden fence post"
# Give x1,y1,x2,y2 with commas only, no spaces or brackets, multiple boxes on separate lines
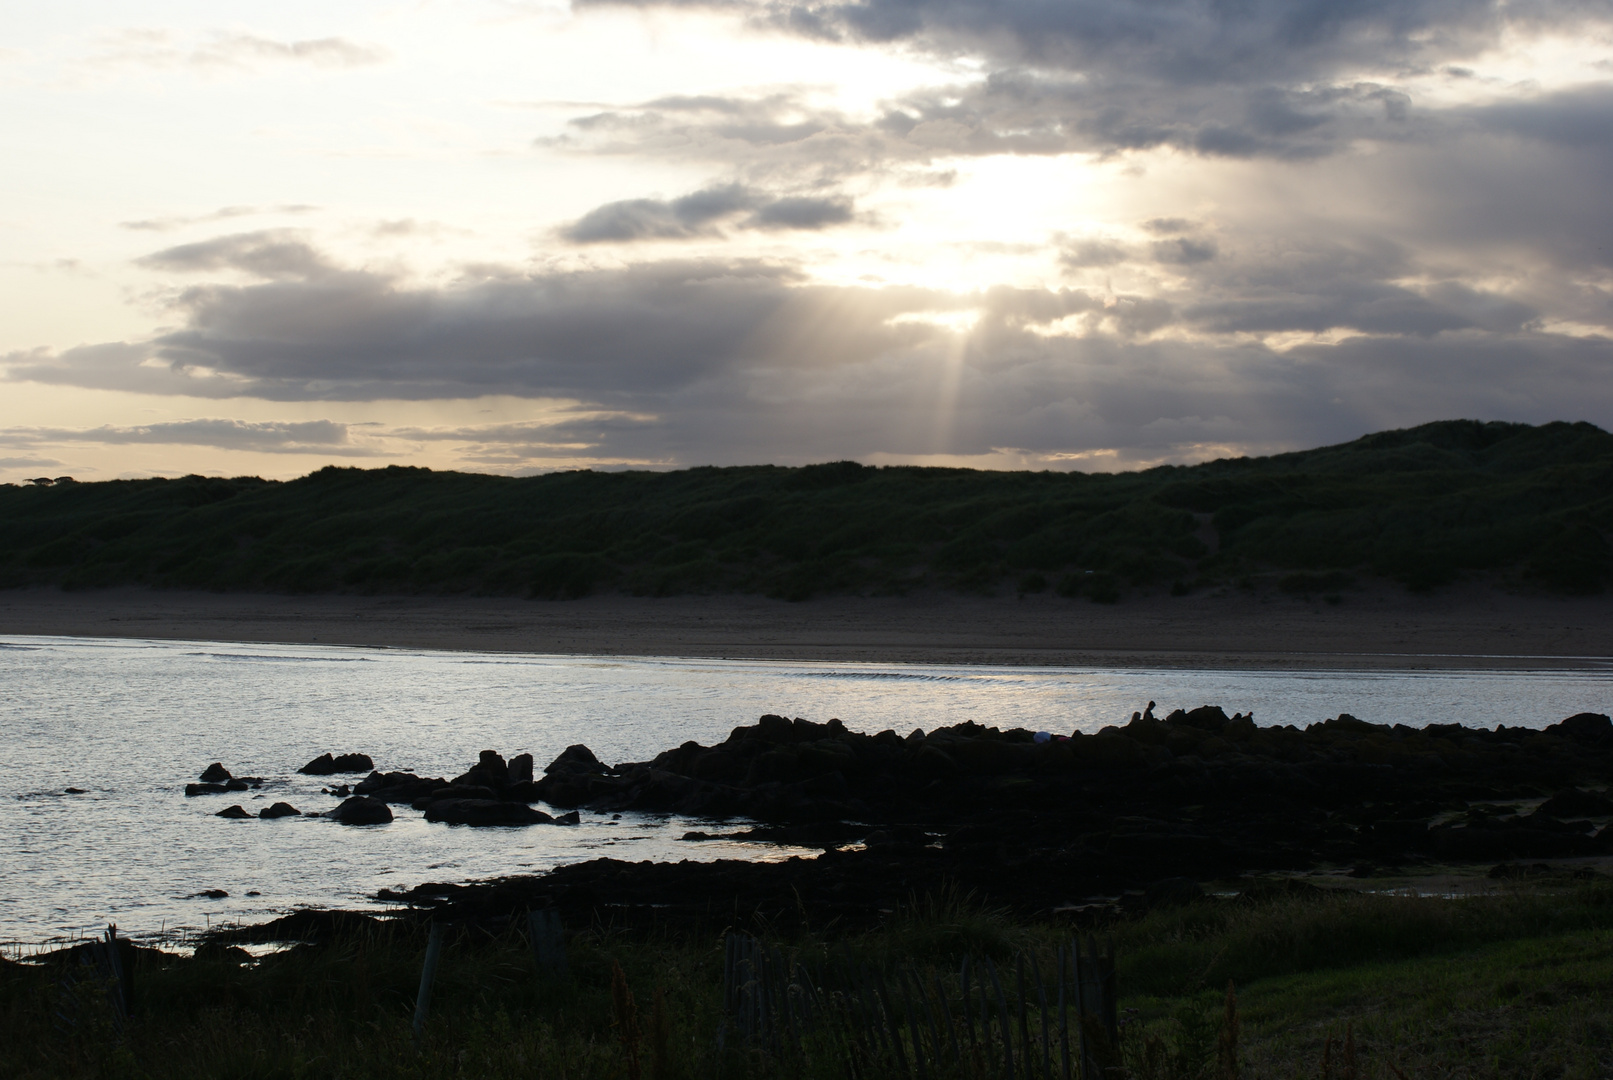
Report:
413,921,446,1041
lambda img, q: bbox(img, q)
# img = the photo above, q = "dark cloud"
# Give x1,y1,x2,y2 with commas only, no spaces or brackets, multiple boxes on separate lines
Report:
559,183,855,242
555,1,1612,170
1059,239,1129,268
9,237,940,402
1468,84,1613,150
582,0,1600,88
8,232,1609,465
136,230,336,279
1152,237,1219,265
553,69,1430,172
1142,218,1195,235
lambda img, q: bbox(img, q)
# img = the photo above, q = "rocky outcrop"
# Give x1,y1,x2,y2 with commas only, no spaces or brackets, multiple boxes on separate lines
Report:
353,770,449,803
199,763,232,783
327,796,393,826
421,800,555,826
186,778,252,796
388,749,563,823
331,705,1613,935
299,753,375,776
215,805,252,819
260,802,301,819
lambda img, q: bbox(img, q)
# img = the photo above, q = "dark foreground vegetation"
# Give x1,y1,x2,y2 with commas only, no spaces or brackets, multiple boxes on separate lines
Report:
6,882,1611,1079
3,419,1610,601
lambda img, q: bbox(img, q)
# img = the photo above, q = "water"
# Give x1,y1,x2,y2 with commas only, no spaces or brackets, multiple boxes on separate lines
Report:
2,634,1609,947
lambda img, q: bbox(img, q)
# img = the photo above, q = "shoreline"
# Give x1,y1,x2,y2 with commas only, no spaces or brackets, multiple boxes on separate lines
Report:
2,583,1612,670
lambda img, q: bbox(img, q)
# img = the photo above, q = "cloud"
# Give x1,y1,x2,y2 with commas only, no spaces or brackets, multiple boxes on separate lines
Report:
120,205,319,233
584,0,1601,87
6,229,1609,467
92,30,389,73
135,230,336,279
552,71,1434,176
559,183,855,242
1152,237,1219,265
0,419,362,454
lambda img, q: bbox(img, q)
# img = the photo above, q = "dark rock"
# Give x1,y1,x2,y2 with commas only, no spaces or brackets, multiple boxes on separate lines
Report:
326,785,351,797
196,888,230,898
1538,788,1613,818
1169,706,1231,733
451,750,511,792
353,770,448,803
411,784,497,810
1546,713,1612,744
545,744,607,776
508,753,535,785
327,796,393,826
556,810,581,825
210,909,383,944
199,763,232,783
1144,877,1205,907
193,942,252,964
63,787,86,795
224,778,249,792
215,805,252,819
260,802,301,819
299,752,375,775
186,783,230,796
421,799,555,826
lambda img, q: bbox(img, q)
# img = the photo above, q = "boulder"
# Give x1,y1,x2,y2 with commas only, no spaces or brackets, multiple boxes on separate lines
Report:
1538,788,1613,818
545,744,608,776
299,752,375,775
410,785,497,810
1169,706,1231,733
421,799,554,826
216,805,252,819
186,783,230,796
1145,877,1206,908
353,771,448,803
1547,713,1612,744
327,796,393,826
508,753,535,785
452,750,510,791
260,802,301,819
199,763,232,783
193,942,253,964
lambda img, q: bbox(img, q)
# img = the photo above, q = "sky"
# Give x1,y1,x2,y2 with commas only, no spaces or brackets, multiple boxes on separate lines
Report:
2,0,1611,483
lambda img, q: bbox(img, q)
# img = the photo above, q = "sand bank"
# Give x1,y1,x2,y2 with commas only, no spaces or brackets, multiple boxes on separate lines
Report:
2,584,1611,670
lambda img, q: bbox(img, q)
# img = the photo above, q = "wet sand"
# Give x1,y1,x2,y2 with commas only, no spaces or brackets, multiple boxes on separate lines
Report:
2,583,1611,670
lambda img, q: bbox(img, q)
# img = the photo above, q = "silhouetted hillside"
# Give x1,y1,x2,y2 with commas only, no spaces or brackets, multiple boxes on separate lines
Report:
3,420,1610,601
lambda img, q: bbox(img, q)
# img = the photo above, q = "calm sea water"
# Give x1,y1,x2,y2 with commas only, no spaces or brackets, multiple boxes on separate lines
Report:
2,634,1609,947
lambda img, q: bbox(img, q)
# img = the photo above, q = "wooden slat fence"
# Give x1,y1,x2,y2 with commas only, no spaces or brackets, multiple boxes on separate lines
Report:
721,933,1120,1079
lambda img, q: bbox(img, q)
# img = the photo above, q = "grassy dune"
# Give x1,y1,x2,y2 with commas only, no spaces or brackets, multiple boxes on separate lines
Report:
5,882,1610,1079
2,420,1610,601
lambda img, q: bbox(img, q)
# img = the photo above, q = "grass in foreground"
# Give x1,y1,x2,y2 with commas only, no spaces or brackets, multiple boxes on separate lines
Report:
3,881,1610,1080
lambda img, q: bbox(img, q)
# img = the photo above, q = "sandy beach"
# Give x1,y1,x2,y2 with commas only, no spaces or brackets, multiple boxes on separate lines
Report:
2,583,1610,670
